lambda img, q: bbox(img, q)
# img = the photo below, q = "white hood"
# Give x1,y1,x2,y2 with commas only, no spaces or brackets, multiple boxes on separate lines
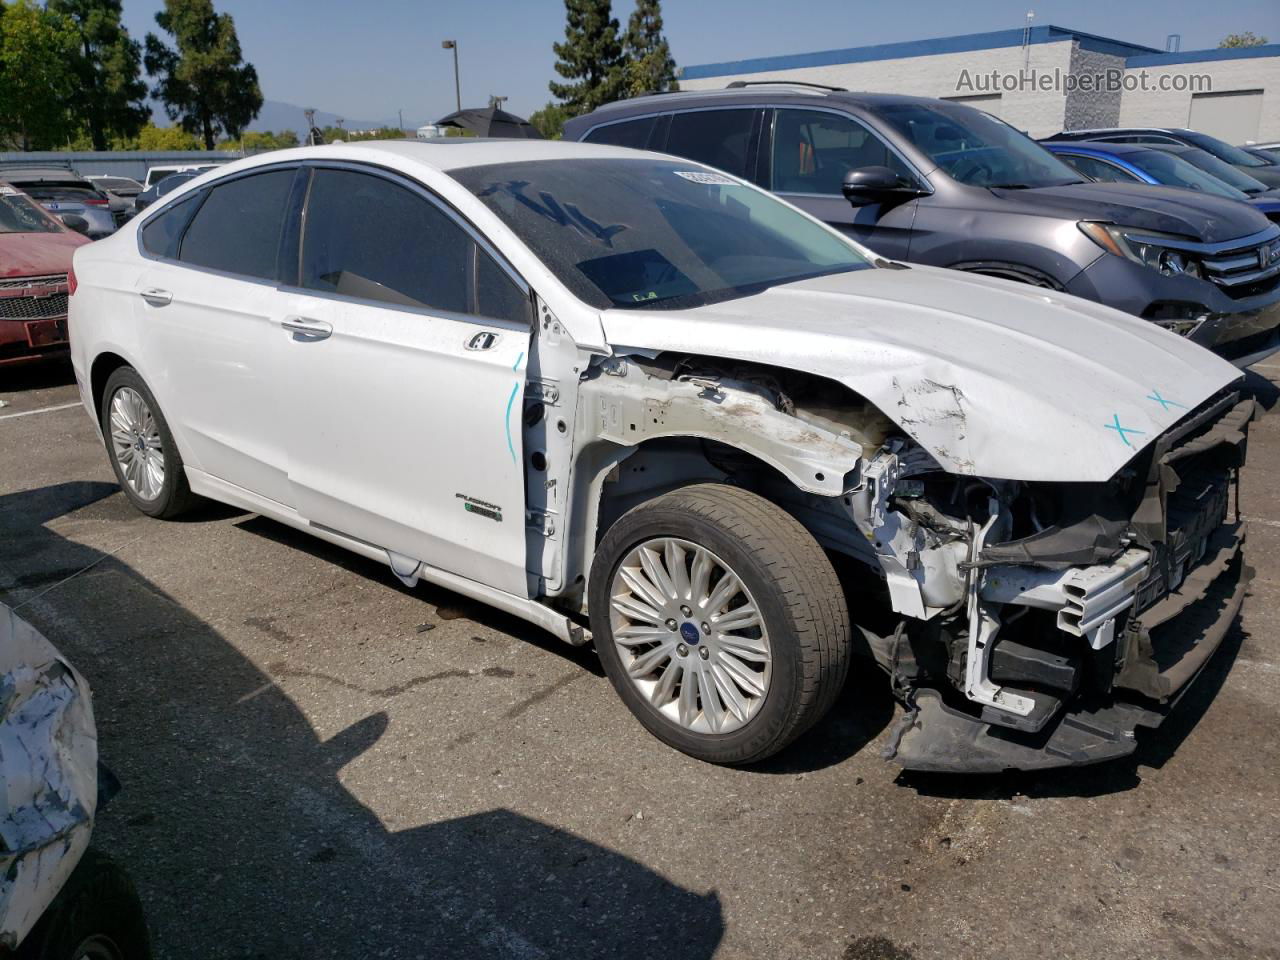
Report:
600,265,1242,482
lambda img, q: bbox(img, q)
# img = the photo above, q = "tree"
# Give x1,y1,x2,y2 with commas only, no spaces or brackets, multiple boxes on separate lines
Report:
622,0,676,97
218,129,299,151
47,0,147,150
530,101,571,139
1219,32,1268,47
144,0,262,149
0,1,80,150
549,0,623,116
135,122,203,150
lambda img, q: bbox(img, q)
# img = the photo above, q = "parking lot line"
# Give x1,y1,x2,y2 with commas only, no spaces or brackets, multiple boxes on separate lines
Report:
0,401,81,422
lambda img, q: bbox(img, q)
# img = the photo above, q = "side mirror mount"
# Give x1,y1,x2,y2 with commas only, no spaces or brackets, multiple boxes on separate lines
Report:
60,214,90,235
841,166,923,206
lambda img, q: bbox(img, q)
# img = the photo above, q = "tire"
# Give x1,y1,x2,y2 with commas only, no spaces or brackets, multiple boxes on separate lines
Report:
15,848,151,960
100,366,194,519
589,483,850,765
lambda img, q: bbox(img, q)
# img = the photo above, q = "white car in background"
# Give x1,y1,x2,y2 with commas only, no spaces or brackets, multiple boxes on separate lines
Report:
68,141,1253,772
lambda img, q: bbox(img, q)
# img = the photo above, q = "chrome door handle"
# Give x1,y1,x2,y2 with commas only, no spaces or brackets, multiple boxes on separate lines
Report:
281,316,333,340
139,288,172,306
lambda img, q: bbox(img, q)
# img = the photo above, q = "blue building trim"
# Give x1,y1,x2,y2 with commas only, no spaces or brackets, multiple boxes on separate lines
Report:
1126,44,1280,67
679,25,1159,81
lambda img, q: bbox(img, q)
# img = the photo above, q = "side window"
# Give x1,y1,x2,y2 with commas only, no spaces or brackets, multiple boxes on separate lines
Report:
178,169,294,280
771,109,914,195
584,116,657,149
475,249,530,325
665,109,756,179
301,169,468,313
1058,154,1140,183
140,194,200,259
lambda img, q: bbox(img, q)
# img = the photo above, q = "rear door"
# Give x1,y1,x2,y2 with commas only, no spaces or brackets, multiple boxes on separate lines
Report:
763,107,920,258
132,166,299,505
280,165,533,596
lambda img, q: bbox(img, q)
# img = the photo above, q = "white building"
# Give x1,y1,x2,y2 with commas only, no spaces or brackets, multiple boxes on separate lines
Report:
678,25,1280,143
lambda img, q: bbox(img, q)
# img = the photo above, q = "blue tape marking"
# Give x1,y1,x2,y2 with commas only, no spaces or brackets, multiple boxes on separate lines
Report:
504,382,520,464
512,350,524,372
1146,389,1186,412
1104,413,1145,448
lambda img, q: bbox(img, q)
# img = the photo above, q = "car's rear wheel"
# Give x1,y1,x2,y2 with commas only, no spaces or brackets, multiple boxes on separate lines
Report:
101,366,194,518
589,483,850,764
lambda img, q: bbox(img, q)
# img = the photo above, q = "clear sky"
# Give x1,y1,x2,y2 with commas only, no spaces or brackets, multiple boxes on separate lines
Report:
120,0,1280,127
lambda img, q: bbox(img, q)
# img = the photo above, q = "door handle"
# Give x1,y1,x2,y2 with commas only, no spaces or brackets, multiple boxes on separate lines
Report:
139,288,172,307
466,331,499,350
281,316,333,340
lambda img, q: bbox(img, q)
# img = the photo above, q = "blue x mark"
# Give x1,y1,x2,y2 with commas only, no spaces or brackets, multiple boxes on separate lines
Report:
1105,413,1146,448
1146,389,1186,411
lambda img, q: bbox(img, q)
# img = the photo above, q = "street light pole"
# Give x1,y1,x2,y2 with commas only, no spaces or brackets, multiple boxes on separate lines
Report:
441,40,460,112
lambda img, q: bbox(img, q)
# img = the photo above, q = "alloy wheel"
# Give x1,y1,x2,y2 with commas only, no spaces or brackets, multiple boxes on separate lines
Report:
109,386,165,500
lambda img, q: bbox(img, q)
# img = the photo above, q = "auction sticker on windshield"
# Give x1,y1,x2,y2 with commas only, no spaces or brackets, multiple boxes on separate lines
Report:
673,170,738,185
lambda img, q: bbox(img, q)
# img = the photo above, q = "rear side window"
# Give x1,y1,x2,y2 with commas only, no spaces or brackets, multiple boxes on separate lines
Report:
665,109,756,179
771,109,914,194
584,116,658,149
140,194,200,258
1058,154,1140,183
300,169,469,313
179,169,294,280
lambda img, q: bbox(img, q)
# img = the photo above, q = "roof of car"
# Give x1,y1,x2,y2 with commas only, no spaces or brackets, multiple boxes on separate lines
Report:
1044,141,1154,156
216,139,671,175
579,86,967,122
0,165,89,183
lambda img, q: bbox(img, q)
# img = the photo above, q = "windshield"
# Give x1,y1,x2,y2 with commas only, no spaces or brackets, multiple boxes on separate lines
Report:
0,188,60,234
93,177,141,193
453,158,872,310
877,102,1083,188
1166,147,1269,194
1179,131,1267,167
1127,149,1249,199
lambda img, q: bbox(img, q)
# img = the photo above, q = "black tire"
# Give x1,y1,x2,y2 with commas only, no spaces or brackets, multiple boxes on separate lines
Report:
100,366,194,519
15,848,151,960
589,483,851,765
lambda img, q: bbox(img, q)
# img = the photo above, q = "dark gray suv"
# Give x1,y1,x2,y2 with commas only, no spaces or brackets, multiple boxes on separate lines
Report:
565,86,1280,367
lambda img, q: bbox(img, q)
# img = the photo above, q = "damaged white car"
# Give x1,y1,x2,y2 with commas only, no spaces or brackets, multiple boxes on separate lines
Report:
69,141,1252,770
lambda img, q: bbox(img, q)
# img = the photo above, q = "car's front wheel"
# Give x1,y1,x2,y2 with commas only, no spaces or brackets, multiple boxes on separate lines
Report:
101,366,194,518
589,484,851,764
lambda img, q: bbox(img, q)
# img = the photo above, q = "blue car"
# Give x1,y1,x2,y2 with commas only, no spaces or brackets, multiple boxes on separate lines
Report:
1045,141,1280,224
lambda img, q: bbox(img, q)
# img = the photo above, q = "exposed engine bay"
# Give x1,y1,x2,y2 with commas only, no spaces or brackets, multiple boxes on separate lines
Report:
578,353,1255,772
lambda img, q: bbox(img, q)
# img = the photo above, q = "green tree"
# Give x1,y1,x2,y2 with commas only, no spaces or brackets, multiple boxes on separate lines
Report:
529,101,571,139
1219,32,1268,47
0,1,80,150
135,122,203,150
144,0,263,149
622,0,676,97
47,0,147,150
219,129,299,151
315,125,403,144
549,0,623,115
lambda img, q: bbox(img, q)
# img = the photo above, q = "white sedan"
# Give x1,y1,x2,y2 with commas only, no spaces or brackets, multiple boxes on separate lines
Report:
69,140,1251,771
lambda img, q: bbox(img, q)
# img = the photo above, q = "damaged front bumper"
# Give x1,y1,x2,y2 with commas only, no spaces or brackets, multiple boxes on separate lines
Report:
0,603,97,950
878,392,1256,773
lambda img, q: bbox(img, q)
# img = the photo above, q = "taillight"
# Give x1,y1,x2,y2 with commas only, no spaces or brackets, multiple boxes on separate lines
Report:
67,264,77,296
84,196,108,205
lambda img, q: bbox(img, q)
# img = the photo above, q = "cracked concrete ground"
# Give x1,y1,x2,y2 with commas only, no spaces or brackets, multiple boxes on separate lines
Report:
1,361,1278,960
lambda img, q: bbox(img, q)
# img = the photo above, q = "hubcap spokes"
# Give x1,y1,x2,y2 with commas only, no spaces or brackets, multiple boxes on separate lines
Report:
610,537,771,734
109,387,165,501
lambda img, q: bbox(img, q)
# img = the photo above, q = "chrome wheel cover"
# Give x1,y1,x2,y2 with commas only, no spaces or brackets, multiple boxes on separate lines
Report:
109,387,165,501
609,537,772,735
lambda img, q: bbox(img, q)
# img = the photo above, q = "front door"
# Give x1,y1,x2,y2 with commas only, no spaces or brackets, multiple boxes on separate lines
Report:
765,108,920,259
281,166,533,596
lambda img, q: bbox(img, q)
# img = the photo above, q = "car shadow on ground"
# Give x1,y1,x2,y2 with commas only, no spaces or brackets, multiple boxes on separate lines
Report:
0,482,723,958
0,360,76,393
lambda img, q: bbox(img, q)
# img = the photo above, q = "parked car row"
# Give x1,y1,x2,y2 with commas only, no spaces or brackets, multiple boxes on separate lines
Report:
566,87,1280,367
67,127,1258,773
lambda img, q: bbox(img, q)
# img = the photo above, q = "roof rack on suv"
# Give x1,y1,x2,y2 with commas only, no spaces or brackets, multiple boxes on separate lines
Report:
724,80,847,92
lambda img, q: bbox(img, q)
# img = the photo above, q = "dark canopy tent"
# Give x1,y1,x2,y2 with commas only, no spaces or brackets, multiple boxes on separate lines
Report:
436,106,543,139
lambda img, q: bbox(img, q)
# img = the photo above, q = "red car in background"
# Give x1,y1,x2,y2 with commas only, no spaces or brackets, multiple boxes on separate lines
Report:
0,182,89,368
